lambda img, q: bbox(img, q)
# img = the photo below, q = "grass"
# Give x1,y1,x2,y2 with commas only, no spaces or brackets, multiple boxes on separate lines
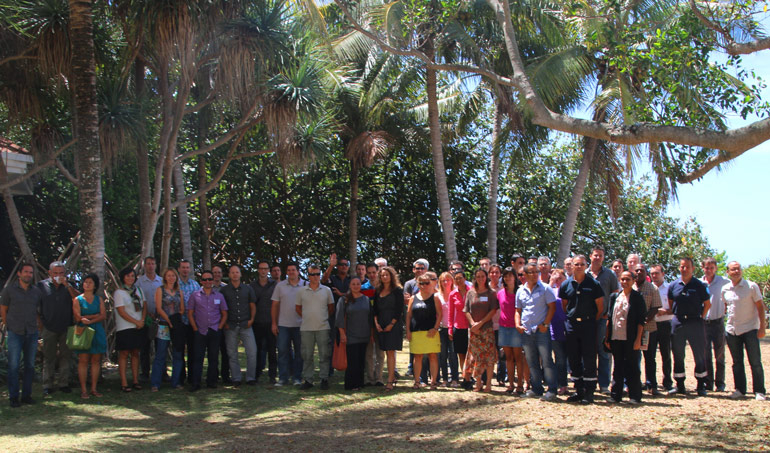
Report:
1,340,770,451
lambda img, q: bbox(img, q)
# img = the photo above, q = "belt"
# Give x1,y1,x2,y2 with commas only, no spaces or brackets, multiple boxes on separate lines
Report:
676,314,702,322
569,317,592,322
705,317,724,324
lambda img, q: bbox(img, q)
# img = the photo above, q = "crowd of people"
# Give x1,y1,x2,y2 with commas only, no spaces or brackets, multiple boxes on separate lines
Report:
1,248,766,408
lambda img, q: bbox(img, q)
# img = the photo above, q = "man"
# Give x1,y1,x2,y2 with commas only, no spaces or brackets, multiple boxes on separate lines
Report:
178,259,201,385
626,254,642,273
38,261,78,397
405,258,429,296
211,263,231,384
479,257,492,272
220,264,258,386
355,262,368,285
559,254,605,403
648,264,674,392
563,257,574,278
632,264,663,395
700,257,728,392
1,263,44,407
362,263,384,386
374,257,388,269
722,261,766,400
537,256,552,282
510,254,526,272
516,263,558,401
270,263,282,282
251,260,278,384
271,262,306,386
664,257,711,396
588,246,619,394
296,264,335,390
322,254,351,299
187,270,228,391
137,256,163,382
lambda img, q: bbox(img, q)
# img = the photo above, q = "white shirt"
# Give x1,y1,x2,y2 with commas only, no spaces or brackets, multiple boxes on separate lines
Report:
114,287,144,332
722,278,763,336
702,274,728,320
271,279,306,328
654,281,672,322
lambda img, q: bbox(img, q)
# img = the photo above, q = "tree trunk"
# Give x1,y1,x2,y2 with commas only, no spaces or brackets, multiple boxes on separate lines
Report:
69,0,105,278
556,138,597,265
160,149,174,270
0,160,34,262
426,64,458,263
486,102,503,263
134,59,154,261
173,162,193,263
348,162,359,268
198,155,211,270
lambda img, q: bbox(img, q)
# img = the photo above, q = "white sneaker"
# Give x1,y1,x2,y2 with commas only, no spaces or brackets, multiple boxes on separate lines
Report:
729,390,744,399
541,391,557,402
274,381,285,387
756,393,766,401
293,379,302,386
524,390,538,398
599,386,610,394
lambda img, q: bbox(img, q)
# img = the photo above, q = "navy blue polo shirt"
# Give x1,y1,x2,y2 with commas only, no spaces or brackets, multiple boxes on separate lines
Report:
668,277,710,319
559,274,605,321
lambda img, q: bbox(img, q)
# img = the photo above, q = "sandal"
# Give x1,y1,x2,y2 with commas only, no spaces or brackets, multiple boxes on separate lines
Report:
430,382,438,390
81,392,90,400
90,390,103,397
412,382,421,389
132,383,142,390
483,385,492,393
121,386,132,393
505,387,515,395
151,387,159,393
385,382,394,391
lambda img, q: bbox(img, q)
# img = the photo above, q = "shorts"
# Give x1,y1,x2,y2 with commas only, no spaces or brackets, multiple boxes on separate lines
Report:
498,326,524,348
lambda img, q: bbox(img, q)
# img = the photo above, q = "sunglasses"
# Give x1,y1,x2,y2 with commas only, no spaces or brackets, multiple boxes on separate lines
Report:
517,273,524,277
201,277,213,281
308,272,321,277
418,282,432,286
414,266,426,270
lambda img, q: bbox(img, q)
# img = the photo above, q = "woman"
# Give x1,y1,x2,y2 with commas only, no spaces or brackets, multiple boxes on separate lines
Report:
488,264,506,387
336,277,372,391
114,268,148,392
72,273,107,399
497,267,530,394
437,272,459,387
406,274,442,389
604,270,647,403
448,271,470,382
463,268,499,392
151,268,186,391
373,266,403,391
549,269,569,395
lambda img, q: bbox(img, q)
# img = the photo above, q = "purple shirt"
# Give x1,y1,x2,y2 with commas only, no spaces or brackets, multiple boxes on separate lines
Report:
187,288,228,334
549,286,567,341
497,288,517,328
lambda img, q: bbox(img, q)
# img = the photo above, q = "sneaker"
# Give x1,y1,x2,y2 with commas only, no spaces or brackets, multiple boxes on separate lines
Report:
697,388,708,397
648,388,662,396
729,390,744,399
300,381,314,390
599,386,610,395
716,385,726,392
755,393,766,401
320,379,329,390
293,379,302,386
274,381,286,387
567,394,583,403
450,381,460,388
628,398,642,405
541,391,557,402
524,390,539,398
581,393,594,404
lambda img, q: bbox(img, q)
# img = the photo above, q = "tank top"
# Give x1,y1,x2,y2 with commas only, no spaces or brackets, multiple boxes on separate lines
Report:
411,294,437,332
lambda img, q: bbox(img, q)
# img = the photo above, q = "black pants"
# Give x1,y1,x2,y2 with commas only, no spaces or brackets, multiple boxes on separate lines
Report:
704,318,726,390
139,337,152,378
218,329,230,382
193,330,220,387
180,323,196,384
672,318,708,390
565,319,597,396
611,340,642,401
645,320,673,389
253,322,277,380
344,342,367,390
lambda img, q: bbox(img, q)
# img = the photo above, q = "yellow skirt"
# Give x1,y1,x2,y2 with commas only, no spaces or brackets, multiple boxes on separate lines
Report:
410,330,441,354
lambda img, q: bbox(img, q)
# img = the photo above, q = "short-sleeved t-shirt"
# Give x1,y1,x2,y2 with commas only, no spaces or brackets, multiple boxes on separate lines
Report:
497,288,517,328
723,278,763,336
516,281,557,334
463,289,499,330
558,274,605,321
668,277,710,319
271,279,306,328
296,285,334,331
114,287,144,332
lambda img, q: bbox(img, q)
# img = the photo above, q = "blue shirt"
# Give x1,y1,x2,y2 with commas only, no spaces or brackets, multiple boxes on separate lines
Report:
516,281,557,334
668,277,710,320
179,278,201,325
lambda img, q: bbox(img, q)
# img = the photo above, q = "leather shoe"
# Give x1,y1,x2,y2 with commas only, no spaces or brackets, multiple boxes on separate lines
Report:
10,398,20,408
21,396,35,404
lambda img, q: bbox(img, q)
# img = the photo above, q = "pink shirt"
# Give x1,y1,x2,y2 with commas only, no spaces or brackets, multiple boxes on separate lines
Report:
497,288,517,328
448,289,469,335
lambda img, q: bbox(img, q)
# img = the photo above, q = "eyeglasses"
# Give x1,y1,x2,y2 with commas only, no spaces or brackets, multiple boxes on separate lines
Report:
414,266,426,270
430,278,438,281
201,277,213,281
308,272,321,277
418,282,431,286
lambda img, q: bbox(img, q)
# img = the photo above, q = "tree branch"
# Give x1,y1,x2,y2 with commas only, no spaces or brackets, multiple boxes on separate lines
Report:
55,159,80,186
0,139,77,190
688,0,770,55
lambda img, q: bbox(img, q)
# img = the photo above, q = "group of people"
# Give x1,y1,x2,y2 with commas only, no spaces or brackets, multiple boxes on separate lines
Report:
1,248,766,408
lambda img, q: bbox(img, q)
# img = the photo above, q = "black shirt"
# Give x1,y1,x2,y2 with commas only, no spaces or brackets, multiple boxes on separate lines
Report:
559,274,605,321
0,280,43,335
668,277,710,319
37,278,74,333
251,279,277,324
220,283,256,325
410,294,437,332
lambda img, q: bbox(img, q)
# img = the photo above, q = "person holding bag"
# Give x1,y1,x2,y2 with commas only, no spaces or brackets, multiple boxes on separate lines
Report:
151,268,186,391
114,268,148,393
72,273,107,399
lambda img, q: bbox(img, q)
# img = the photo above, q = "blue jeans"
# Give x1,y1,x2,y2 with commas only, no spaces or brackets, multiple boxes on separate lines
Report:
596,320,611,388
522,330,557,395
551,339,568,387
7,330,38,400
151,338,184,388
277,326,302,383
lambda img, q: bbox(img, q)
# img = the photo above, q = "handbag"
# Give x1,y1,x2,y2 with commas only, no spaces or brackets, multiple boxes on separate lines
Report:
66,325,95,351
332,300,348,371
